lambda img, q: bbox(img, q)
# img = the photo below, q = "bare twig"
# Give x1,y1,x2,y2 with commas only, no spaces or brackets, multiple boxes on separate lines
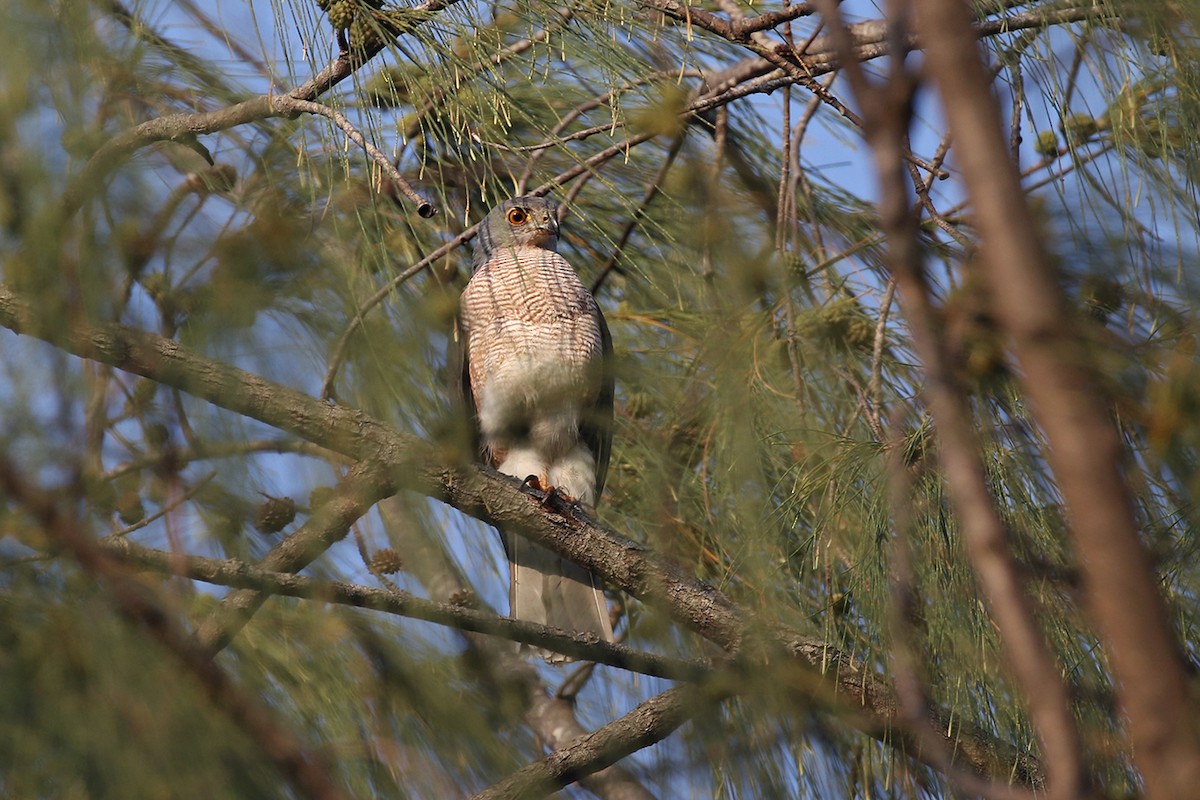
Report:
270,96,435,216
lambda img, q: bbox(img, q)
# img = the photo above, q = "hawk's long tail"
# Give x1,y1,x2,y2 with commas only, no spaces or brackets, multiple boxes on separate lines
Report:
502,532,614,663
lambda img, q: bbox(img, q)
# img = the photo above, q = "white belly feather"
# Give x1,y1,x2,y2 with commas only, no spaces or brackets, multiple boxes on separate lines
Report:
460,248,604,503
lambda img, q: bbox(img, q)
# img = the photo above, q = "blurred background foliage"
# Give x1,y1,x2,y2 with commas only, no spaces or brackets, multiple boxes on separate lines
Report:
2,0,1200,796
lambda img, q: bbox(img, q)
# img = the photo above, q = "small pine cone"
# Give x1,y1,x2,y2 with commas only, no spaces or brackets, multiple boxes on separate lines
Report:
349,13,384,51
253,496,297,534
140,272,169,301
1063,113,1099,144
1034,130,1060,158
370,548,405,575
845,317,875,351
146,423,170,449
86,477,118,514
448,588,479,608
327,0,356,30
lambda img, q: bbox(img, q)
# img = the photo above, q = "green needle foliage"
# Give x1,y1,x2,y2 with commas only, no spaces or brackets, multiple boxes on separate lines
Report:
2,0,1200,797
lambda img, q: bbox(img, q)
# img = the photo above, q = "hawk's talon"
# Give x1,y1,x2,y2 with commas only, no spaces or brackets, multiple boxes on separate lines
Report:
517,474,549,500
542,486,587,518
519,474,545,492
516,477,585,518
541,485,568,509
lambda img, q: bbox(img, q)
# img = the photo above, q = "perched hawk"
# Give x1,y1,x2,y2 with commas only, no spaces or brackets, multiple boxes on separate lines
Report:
456,196,615,661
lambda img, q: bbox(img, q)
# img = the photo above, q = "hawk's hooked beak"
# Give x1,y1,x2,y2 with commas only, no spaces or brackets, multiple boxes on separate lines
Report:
529,215,559,248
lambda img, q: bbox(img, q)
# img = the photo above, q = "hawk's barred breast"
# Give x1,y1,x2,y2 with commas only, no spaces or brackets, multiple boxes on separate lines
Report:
460,245,604,407
456,196,616,660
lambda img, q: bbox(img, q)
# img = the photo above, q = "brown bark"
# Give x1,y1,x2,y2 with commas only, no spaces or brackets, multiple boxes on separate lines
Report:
472,687,701,800
0,281,1041,787
812,0,1086,793
913,1,1200,796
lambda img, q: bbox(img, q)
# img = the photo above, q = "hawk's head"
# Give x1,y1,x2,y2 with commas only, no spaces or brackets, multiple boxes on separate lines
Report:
477,196,560,259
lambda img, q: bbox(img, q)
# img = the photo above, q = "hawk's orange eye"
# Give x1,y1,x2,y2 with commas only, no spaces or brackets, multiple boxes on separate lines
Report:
506,208,528,225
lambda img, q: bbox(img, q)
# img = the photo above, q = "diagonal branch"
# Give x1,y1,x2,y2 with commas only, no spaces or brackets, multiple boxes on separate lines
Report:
104,538,711,681
814,1,1086,795
0,281,1041,787
914,0,1200,796
470,685,714,800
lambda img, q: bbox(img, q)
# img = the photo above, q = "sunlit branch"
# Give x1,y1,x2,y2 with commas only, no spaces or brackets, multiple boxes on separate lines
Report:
270,96,435,216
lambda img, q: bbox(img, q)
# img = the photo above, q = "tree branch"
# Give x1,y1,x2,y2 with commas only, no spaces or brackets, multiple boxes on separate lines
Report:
0,280,1043,787
192,462,397,654
693,1,1114,106
914,0,1200,796
270,96,434,216
104,538,711,682
470,686,712,800
813,0,1086,796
